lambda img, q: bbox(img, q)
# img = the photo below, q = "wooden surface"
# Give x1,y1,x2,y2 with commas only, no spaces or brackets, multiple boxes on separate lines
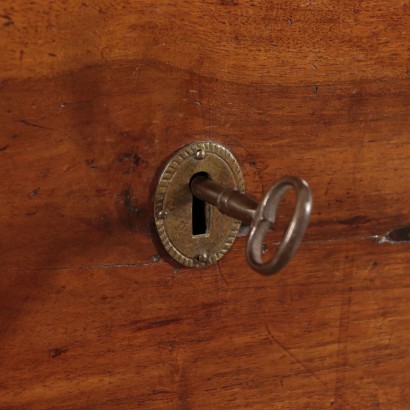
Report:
0,0,409,408
1,240,410,409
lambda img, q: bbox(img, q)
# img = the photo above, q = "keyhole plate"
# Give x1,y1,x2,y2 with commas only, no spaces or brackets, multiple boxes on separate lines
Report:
154,141,245,267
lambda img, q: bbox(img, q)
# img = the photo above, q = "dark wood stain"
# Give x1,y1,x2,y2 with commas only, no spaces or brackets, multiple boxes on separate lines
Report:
386,225,410,243
49,347,69,359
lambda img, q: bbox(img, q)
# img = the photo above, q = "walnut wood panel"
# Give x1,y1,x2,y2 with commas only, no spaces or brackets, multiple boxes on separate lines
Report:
1,239,410,409
1,1,409,408
0,0,409,270
1,63,409,271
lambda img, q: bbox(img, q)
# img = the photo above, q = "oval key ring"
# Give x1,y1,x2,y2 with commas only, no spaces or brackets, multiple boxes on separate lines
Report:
246,176,312,275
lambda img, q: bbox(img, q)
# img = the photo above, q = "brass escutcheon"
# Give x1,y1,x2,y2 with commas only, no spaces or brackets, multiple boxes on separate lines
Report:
154,141,245,267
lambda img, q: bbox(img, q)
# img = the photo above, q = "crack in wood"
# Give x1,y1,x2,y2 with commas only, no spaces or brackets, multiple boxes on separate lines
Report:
375,224,410,244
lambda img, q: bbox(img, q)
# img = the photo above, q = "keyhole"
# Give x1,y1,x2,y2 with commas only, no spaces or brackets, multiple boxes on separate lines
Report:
191,172,210,236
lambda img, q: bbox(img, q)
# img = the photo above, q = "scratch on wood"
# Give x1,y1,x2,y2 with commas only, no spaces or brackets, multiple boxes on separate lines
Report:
6,262,164,272
123,317,183,332
338,215,372,226
216,261,228,287
19,119,53,130
49,347,68,359
81,263,158,269
264,324,326,387
324,177,333,195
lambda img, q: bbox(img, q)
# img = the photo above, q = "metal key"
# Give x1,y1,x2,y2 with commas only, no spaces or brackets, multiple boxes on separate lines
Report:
190,175,312,275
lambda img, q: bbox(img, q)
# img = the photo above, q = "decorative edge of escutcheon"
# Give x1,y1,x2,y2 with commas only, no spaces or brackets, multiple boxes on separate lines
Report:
154,141,245,267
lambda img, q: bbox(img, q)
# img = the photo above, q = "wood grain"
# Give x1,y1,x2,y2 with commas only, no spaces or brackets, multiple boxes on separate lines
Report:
0,0,409,408
1,239,410,409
